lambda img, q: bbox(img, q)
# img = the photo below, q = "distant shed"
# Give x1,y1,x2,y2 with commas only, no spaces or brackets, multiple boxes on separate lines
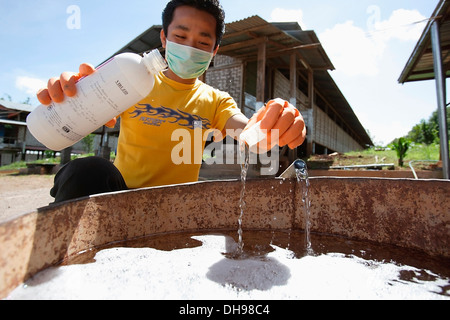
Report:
106,15,373,160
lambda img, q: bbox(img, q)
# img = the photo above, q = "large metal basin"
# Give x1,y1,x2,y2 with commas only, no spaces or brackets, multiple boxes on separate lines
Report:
0,177,448,298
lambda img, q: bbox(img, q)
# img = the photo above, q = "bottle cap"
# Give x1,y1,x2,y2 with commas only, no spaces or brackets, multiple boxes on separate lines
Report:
142,49,167,74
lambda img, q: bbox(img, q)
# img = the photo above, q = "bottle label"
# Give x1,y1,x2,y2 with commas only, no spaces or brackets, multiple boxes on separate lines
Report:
72,57,141,127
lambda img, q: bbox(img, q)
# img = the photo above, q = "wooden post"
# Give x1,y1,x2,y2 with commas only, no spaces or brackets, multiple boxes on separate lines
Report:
256,40,267,108
306,68,315,156
289,53,297,106
289,53,298,162
308,68,314,109
60,147,72,165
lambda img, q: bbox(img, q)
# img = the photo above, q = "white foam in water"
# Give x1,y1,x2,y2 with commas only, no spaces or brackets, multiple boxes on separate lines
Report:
6,235,449,300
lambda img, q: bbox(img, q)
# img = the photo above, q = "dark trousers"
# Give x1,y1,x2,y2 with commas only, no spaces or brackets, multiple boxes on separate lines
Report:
50,156,128,203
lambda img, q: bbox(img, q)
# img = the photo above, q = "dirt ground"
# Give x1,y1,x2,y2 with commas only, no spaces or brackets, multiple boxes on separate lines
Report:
0,173,55,223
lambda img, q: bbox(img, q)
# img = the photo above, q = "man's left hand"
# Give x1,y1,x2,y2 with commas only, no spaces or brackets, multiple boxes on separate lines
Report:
245,98,306,152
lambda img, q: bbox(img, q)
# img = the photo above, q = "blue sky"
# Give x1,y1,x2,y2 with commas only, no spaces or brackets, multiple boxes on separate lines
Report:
0,0,440,145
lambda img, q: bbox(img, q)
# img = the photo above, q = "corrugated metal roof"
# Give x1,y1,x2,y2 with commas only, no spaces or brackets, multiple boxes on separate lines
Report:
110,25,163,57
219,16,334,70
399,0,450,83
0,100,34,113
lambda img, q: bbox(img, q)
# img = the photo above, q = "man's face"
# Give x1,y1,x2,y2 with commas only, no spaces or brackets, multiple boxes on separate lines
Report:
161,5,219,54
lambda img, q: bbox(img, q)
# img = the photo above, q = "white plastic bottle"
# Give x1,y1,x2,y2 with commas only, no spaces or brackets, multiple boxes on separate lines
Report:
27,49,167,151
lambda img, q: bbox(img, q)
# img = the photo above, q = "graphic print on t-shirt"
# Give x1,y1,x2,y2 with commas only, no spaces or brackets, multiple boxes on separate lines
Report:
129,103,211,130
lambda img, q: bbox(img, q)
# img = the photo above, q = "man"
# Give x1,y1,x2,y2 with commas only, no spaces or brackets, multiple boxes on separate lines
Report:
37,0,306,202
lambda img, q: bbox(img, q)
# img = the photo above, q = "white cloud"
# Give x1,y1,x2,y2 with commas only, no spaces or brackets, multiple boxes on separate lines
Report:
270,8,306,29
15,76,47,95
266,7,431,145
317,8,432,145
372,9,426,42
319,20,383,76
319,9,426,77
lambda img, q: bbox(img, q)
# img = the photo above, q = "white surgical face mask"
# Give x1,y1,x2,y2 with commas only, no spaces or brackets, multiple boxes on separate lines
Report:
165,40,214,79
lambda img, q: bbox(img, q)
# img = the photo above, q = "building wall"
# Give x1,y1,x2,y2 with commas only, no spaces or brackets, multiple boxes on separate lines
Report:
205,55,244,110
0,103,120,166
205,58,364,154
272,70,363,153
314,106,363,153
272,70,309,113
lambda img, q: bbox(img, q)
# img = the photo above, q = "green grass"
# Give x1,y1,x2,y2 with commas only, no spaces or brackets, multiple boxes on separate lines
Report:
0,160,28,171
307,143,443,170
405,143,441,160
0,153,101,171
0,158,61,171
346,143,440,162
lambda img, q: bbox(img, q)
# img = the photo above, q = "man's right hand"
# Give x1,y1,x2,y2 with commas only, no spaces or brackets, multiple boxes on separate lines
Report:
36,63,117,128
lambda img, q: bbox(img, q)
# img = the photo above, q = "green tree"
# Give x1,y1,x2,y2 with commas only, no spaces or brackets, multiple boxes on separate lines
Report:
391,137,411,167
429,106,450,142
407,106,449,145
419,120,437,145
407,118,438,144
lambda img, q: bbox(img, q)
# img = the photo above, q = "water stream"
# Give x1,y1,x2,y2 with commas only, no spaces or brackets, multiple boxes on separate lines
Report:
236,153,313,256
294,159,313,255
236,140,249,257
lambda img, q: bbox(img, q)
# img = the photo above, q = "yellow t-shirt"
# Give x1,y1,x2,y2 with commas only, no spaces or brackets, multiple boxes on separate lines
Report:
114,71,242,189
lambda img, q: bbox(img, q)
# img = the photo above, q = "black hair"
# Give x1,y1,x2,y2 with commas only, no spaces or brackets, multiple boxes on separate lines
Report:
162,0,225,48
